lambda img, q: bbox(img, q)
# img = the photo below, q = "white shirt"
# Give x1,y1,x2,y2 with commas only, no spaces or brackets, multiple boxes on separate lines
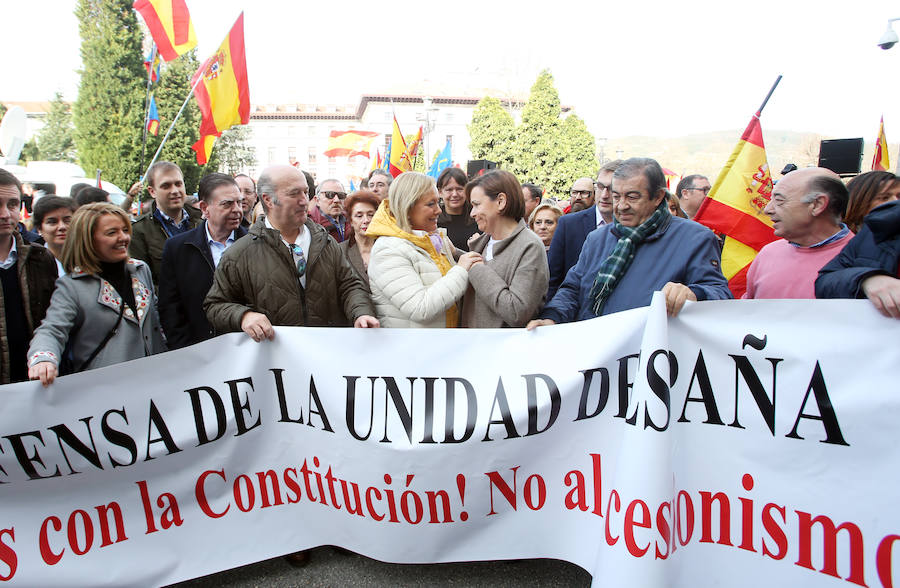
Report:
0,237,18,270
483,237,500,262
205,223,236,268
595,205,607,228
266,218,310,288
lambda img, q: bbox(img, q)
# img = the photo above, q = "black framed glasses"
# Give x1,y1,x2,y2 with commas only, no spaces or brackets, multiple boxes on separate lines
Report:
689,186,712,195
570,190,593,198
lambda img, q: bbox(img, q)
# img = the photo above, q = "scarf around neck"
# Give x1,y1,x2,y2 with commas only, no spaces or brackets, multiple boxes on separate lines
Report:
589,199,670,315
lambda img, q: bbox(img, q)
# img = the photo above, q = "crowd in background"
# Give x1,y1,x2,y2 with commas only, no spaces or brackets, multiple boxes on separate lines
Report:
0,155,897,392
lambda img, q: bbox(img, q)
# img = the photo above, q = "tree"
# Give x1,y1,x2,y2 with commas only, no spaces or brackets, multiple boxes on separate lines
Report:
551,114,597,194
468,97,516,169
73,0,146,190
18,138,40,165
145,50,207,193
0,103,7,121
513,70,568,196
37,92,77,162
215,124,256,175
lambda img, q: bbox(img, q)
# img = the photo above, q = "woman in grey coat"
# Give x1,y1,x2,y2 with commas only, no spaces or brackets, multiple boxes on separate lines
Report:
461,170,549,328
28,202,165,386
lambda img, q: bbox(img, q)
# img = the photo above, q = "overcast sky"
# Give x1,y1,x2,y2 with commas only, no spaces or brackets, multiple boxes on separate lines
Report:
4,1,900,140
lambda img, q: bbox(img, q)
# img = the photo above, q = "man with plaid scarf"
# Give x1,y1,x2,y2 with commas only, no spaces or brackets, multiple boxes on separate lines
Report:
528,157,731,328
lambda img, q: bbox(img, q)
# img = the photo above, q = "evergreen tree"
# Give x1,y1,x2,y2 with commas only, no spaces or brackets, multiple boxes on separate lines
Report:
18,138,41,165
551,114,597,195
73,0,146,190
146,50,206,193
215,124,256,175
468,97,516,169
513,70,567,195
37,92,77,162
0,103,7,121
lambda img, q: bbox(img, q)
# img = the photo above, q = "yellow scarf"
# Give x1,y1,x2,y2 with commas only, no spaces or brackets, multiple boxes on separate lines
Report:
367,200,459,327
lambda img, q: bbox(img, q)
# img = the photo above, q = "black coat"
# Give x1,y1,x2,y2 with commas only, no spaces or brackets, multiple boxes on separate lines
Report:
816,200,900,299
158,222,247,349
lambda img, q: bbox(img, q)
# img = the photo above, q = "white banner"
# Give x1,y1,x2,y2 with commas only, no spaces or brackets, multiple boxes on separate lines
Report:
1,296,899,587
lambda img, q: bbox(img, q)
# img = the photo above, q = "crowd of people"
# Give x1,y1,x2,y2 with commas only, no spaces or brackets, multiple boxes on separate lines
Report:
0,153,897,392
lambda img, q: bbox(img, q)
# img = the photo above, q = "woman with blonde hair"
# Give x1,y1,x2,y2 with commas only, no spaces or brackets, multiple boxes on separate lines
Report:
367,172,482,328
528,201,563,252
28,202,165,386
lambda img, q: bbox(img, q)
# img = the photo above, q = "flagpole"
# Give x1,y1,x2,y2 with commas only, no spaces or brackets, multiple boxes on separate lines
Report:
755,75,782,116
141,72,205,182
139,45,157,180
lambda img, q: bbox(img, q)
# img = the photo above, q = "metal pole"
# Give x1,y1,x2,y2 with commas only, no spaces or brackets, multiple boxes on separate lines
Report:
756,75,783,116
141,72,205,182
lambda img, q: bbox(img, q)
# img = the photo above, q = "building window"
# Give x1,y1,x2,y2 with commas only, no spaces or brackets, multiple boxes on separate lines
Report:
445,112,454,123
384,135,391,151
287,126,297,137
328,156,336,164
288,147,296,164
446,135,454,147
383,111,391,121
267,147,276,164
308,147,317,166
308,126,315,136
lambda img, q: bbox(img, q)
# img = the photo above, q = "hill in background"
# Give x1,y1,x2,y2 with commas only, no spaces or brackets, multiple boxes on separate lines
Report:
604,130,893,184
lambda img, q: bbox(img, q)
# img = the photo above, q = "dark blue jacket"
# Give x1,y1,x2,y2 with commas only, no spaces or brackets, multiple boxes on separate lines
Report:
158,221,247,349
816,200,900,299
541,216,731,322
547,206,598,299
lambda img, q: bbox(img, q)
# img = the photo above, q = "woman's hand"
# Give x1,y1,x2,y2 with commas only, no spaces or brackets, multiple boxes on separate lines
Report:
28,362,58,387
457,252,484,270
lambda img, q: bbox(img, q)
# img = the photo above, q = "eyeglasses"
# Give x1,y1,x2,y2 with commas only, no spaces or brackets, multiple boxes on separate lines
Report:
688,186,712,195
595,182,611,192
320,191,347,200
290,244,307,277
571,190,593,198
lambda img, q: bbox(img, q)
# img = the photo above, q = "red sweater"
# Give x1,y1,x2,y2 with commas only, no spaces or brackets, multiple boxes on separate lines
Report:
743,232,855,299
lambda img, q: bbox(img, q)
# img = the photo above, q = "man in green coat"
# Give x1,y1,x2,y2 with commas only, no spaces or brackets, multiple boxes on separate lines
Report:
204,165,379,342
129,161,202,287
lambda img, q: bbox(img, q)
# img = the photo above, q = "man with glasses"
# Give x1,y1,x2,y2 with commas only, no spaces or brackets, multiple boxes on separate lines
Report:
234,173,258,227
159,173,248,349
367,169,392,201
744,167,854,299
675,174,711,219
309,178,348,242
547,160,624,299
205,165,378,345
529,158,730,327
568,177,595,213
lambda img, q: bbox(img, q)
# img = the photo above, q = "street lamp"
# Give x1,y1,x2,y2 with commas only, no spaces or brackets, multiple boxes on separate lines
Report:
877,18,900,50
416,96,439,167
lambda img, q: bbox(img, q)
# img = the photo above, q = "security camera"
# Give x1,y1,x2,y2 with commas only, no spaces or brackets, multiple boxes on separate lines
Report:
878,22,899,50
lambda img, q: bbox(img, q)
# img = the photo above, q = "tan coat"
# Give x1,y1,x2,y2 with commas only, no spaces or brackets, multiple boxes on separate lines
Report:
461,220,549,328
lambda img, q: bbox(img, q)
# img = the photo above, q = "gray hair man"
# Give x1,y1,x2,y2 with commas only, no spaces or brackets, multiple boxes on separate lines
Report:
205,164,379,343
675,174,711,219
309,178,348,242
744,167,853,299
530,157,731,328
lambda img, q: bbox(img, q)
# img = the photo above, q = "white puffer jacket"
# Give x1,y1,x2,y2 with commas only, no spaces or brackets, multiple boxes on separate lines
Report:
368,234,468,328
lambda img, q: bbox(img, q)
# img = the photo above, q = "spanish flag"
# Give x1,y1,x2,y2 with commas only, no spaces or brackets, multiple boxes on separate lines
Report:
403,126,423,168
693,113,776,297
324,130,379,158
387,116,409,178
872,116,890,171
191,13,250,165
132,0,197,62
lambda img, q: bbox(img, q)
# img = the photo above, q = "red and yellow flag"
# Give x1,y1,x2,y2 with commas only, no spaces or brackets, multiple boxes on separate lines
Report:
387,116,409,178
693,113,776,297
324,130,379,158
872,116,890,171
403,126,423,169
132,0,197,61
191,13,250,165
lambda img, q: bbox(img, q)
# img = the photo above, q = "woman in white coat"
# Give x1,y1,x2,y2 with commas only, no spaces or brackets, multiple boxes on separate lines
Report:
366,172,482,328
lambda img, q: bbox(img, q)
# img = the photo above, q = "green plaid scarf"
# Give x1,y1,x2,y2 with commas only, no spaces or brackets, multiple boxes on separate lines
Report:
589,200,670,315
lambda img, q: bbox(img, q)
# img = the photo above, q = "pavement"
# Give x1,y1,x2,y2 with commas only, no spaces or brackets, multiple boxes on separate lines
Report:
169,548,592,587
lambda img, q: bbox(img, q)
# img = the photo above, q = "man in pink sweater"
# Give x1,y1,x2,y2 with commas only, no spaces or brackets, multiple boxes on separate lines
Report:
744,167,854,299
